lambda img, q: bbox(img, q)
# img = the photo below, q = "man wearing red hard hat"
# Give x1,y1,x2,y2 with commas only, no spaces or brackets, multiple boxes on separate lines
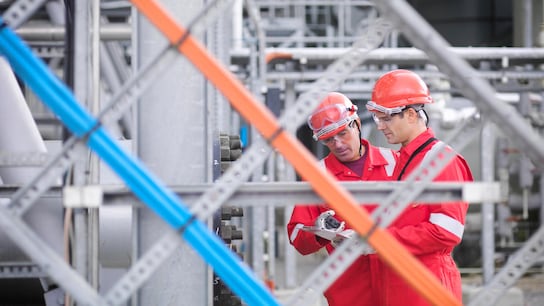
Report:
287,92,397,306
366,69,473,305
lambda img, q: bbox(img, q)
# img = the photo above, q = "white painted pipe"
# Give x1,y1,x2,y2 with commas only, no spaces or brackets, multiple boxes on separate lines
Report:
0,57,63,264
232,0,244,50
1,3,65,265
0,56,47,184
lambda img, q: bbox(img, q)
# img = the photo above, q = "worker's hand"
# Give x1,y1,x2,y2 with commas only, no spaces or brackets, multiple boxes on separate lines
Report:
315,210,345,233
331,229,355,248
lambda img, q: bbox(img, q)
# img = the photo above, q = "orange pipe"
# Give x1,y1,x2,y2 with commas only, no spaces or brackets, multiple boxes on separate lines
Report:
130,1,461,305
265,52,293,64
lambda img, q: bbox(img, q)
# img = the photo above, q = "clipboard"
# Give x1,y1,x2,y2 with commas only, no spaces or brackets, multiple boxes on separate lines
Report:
301,226,352,241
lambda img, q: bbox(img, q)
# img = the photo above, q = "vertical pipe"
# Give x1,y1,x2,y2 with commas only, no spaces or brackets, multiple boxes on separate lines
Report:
267,153,276,289
245,0,267,89
481,122,497,284
338,1,345,47
518,93,533,220
524,0,533,47
72,0,90,288
540,176,544,233
45,0,65,71
130,6,140,305
91,0,101,117
540,0,544,46
251,205,266,286
295,5,304,48
284,205,296,288
63,3,75,304
232,0,243,50
89,0,101,290
283,80,297,289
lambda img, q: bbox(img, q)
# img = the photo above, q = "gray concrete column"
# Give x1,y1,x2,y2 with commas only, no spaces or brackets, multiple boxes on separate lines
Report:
133,1,209,304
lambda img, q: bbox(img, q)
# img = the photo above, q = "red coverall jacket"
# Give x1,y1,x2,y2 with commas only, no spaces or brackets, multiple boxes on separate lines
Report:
287,139,396,306
372,128,473,306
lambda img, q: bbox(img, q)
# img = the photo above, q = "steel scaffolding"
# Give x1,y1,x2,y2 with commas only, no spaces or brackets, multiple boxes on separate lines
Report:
0,0,542,305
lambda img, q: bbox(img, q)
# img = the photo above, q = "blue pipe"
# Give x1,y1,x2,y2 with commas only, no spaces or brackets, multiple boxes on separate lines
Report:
0,19,279,306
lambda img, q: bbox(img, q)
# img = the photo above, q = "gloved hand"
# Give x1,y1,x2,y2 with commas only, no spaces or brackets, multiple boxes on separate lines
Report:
310,210,346,241
315,210,345,232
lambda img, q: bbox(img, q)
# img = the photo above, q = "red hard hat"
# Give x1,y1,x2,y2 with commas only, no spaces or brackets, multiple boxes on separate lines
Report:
367,69,433,114
308,92,358,141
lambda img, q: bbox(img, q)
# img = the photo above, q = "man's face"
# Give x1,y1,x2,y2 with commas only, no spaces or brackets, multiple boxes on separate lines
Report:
372,111,409,146
321,123,361,162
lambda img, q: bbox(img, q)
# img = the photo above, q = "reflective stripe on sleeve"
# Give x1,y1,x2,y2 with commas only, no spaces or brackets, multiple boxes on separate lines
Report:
290,223,305,243
379,147,396,177
429,213,464,239
318,158,326,169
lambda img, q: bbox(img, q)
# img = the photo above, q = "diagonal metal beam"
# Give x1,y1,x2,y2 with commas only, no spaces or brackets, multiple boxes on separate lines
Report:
468,225,544,306
0,205,104,304
2,0,48,29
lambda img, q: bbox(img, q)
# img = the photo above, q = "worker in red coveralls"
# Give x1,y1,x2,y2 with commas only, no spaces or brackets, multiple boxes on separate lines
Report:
287,92,397,306
365,69,473,305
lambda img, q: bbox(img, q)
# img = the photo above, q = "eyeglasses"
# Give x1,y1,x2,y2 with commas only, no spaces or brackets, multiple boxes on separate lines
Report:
370,106,423,126
371,112,402,126
320,126,352,145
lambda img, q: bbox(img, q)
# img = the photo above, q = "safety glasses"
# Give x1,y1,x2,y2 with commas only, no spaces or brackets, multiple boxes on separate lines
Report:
369,105,425,126
308,104,357,131
365,101,405,116
320,125,352,145
371,112,402,126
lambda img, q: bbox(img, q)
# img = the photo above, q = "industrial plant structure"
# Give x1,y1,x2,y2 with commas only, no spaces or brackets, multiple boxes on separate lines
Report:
0,0,543,305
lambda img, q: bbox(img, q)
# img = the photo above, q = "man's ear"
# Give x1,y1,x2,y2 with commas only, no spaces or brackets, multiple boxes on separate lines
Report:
407,108,420,123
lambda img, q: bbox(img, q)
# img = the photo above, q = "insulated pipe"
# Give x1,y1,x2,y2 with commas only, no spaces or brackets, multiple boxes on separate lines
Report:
0,57,63,268
230,47,544,63
265,51,293,64
15,24,132,41
0,18,278,306
128,1,461,305
231,0,243,50
0,57,47,184
523,0,533,47
99,205,132,268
